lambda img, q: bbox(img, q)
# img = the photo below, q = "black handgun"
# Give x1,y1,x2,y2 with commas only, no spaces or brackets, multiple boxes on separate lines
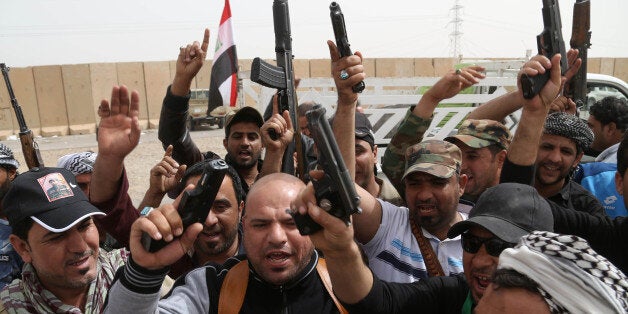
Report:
143,159,229,252
289,105,361,235
330,2,365,93
521,0,568,99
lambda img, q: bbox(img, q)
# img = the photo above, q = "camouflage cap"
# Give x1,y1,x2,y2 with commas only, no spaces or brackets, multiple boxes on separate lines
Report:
402,140,462,179
445,119,512,150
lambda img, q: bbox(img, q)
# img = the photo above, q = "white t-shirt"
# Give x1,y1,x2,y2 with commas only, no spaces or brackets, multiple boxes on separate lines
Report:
361,199,466,283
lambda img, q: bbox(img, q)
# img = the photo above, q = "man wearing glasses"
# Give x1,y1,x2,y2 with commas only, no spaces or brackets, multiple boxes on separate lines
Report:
293,182,553,313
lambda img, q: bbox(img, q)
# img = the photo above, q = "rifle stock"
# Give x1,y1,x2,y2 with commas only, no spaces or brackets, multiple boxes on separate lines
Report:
568,0,591,109
250,0,304,179
521,0,568,99
1,63,44,169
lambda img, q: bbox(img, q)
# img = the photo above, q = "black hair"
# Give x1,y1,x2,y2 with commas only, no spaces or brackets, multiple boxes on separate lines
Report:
11,218,34,241
491,268,541,294
486,143,506,156
590,97,628,131
618,133,628,177
297,101,318,117
182,158,245,204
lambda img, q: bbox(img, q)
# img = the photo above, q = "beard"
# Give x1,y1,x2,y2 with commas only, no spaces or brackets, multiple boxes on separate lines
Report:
196,227,239,256
0,179,10,201
225,153,258,170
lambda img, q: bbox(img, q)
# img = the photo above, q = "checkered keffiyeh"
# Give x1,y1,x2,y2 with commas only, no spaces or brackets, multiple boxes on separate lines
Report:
499,231,628,313
0,143,19,169
543,112,594,152
56,152,97,175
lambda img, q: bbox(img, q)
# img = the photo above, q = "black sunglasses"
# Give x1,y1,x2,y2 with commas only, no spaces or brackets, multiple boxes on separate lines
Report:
461,232,515,257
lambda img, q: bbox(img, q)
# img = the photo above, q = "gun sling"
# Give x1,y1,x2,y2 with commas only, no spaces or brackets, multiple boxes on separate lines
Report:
409,214,446,277
218,258,348,314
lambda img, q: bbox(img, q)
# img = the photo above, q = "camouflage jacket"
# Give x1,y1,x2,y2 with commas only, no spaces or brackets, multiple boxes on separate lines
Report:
381,108,433,197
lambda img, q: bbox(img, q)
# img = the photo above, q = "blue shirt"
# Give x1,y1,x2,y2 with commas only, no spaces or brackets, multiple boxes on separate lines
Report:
0,219,23,289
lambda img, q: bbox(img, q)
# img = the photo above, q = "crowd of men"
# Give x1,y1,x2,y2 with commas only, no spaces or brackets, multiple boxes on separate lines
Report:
0,25,628,314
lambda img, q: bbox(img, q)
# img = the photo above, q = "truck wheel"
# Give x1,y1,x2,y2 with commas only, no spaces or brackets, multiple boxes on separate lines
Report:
218,117,224,129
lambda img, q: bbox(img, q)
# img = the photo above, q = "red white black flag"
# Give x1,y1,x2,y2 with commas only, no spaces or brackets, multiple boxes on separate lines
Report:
208,0,238,110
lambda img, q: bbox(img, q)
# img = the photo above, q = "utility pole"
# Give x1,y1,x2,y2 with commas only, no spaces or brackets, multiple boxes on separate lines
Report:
448,0,464,59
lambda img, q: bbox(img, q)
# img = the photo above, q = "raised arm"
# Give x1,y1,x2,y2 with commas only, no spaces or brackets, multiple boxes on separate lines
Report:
382,66,485,195
138,145,187,209
259,106,294,178
90,85,141,204
158,28,210,166
327,40,364,180
506,54,564,167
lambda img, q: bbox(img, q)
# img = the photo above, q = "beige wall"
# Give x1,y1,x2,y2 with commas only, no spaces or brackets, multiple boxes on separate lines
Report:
1,57,627,139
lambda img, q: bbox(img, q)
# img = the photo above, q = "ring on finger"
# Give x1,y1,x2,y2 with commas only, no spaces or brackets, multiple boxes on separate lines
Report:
339,69,349,80
455,69,462,75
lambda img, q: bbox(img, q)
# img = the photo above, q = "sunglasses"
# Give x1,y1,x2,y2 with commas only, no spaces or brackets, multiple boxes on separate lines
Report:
461,232,515,257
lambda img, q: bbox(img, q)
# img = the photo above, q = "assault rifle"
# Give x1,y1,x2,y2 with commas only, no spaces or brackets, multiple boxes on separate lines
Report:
143,159,228,252
330,2,365,93
290,105,361,235
521,0,568,99
250,0,304,179
567,0,591,109
1,63,44,169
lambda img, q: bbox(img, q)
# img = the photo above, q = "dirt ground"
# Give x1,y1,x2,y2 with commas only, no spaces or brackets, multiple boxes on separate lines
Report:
1,127,227,206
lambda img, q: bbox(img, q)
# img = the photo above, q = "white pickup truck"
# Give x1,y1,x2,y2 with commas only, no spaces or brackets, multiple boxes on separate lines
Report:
583,73,628,114
249,68,628,146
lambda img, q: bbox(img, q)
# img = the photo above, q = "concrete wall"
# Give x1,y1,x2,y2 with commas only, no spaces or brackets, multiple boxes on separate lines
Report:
1,57,627,139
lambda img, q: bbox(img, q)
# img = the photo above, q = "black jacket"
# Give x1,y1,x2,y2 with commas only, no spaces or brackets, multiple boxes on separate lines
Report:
345,273,469,314
106,251,340,313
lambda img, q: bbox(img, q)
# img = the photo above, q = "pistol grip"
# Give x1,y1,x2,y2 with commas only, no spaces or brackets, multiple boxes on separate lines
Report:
521,71,550,99
289,210,323,235
352,81,365,93
142,232,168,253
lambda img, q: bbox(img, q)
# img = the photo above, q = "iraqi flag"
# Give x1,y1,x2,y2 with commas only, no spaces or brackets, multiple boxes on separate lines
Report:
208,0,238,112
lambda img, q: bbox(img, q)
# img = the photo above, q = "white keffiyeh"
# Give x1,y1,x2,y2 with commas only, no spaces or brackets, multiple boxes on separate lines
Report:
499,231,628,313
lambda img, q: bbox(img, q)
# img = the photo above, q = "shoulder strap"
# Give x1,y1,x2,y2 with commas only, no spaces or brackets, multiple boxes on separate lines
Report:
316,258,348,314
218,258,348,314
218,260,250,314
409,214,445,277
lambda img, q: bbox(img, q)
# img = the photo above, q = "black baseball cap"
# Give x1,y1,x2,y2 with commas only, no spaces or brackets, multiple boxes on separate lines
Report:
224,107,264,137
328,111,375,148
2,167,105,232
448,183,554,243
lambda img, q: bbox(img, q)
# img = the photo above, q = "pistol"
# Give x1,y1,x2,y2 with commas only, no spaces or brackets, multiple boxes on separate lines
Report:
521,0,568,99
289,105,361,235
143,159,229,252
330,2,365,93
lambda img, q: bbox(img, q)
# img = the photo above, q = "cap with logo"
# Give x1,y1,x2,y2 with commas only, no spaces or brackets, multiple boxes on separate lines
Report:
2,167,105,233
447,183,554,243
445,119,512,150
402,140,462,180
224,107,264,137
